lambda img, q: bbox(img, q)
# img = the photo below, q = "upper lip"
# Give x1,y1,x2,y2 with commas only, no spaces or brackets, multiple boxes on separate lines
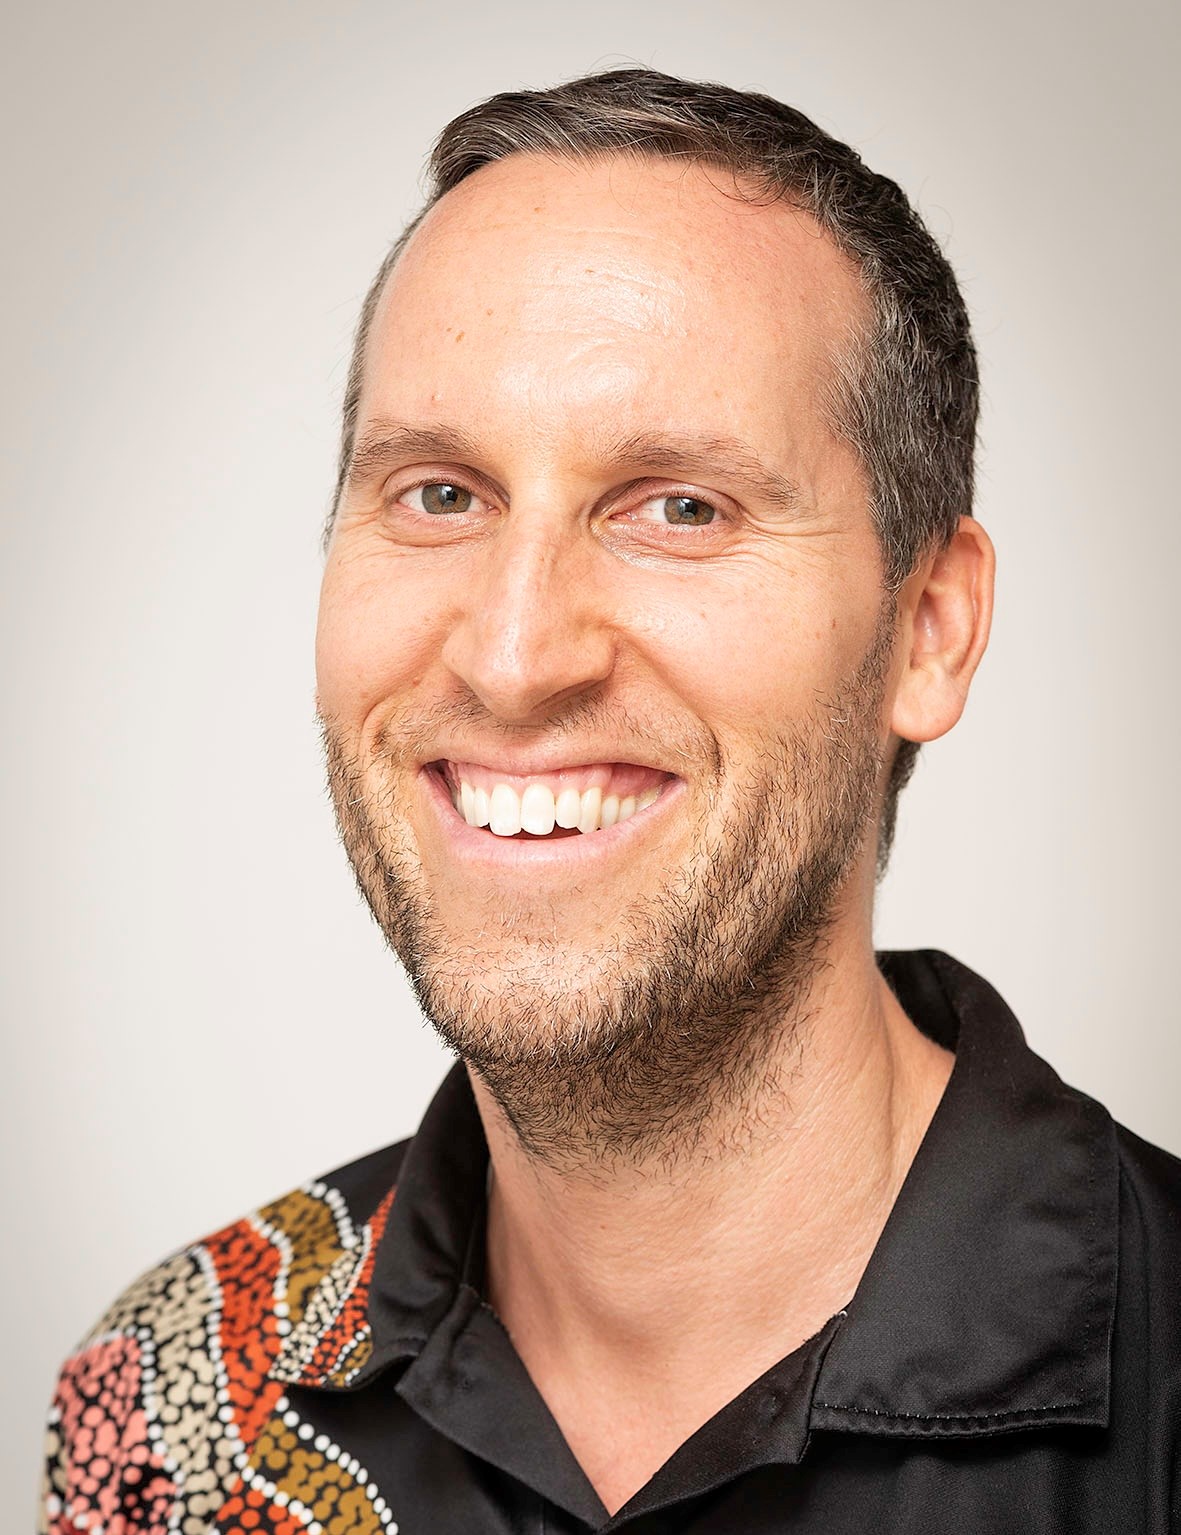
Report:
424,750,680,778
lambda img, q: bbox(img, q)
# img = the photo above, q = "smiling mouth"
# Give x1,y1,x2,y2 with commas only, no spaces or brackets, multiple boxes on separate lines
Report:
431,760,675,838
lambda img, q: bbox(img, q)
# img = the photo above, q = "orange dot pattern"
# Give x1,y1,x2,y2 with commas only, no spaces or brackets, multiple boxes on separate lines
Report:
204,1215,290,1453
40,1179,400,1535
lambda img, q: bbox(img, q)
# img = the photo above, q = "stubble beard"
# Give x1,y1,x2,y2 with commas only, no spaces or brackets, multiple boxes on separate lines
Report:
322,609,894,1174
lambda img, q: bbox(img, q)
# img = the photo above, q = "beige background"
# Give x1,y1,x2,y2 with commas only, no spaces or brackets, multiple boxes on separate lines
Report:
4,0,1177,1509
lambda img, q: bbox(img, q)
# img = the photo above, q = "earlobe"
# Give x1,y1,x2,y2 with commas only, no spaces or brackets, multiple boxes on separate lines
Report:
890,516,995,745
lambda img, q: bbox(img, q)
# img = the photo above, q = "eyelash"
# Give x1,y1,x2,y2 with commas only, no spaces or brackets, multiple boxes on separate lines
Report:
388,478,729,530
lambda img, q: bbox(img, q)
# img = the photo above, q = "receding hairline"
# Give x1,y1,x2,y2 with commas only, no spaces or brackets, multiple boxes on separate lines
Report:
385,143,865,303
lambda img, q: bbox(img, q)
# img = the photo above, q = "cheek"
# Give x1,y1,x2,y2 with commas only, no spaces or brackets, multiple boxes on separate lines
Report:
314,555,448,726
630,574,858,735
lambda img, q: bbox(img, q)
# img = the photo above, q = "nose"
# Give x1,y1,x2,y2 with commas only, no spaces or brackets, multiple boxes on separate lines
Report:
440,513,616,724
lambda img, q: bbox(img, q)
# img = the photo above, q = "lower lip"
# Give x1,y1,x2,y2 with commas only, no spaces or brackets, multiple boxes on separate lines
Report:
418,766,684,871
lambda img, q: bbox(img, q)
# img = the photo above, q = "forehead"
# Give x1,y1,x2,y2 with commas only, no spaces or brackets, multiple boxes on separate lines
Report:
358,153,867,456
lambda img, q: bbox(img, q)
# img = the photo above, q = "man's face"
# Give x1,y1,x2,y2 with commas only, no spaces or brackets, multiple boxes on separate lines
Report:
316,154,898,1149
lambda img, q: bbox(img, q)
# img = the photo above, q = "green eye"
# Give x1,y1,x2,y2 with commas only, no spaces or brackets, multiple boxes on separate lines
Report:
419,482,472,515
663,496,714,525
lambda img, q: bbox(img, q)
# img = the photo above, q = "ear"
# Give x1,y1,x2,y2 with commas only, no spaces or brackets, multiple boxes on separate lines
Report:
890,516,995,744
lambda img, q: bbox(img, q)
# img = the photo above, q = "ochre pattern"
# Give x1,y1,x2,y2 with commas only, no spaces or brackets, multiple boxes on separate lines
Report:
214,1395,391,1533
259,1187,353,1323
41,1181,399,1535
293,1187,394,1388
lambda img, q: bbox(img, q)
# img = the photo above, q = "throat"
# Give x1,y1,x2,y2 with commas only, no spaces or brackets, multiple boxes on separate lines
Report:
469,963,955,1516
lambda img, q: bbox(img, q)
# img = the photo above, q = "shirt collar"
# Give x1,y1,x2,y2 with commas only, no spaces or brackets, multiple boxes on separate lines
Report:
270,949,1119,1444
268,1061,487,1392
814,950,1118,1436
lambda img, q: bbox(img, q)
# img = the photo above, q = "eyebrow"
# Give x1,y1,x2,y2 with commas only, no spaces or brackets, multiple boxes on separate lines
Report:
346,421,802,513
609,430,801,514
346,423,486,490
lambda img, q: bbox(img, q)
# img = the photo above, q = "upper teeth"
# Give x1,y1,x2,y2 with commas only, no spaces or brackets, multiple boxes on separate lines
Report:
456,779,661,836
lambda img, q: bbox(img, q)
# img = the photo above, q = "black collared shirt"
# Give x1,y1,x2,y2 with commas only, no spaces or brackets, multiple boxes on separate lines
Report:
41,951,1181,1533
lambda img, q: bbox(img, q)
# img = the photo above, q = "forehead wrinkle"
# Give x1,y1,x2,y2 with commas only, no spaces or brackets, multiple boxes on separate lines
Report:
518,263,686,339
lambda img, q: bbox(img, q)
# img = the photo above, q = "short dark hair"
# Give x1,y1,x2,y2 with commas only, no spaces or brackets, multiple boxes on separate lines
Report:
330,68,979,866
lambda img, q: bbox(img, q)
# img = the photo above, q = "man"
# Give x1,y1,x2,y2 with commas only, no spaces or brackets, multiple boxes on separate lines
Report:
41,68,1179,1534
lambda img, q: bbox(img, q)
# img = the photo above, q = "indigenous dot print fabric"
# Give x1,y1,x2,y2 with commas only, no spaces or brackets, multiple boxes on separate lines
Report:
41,1178,398,1535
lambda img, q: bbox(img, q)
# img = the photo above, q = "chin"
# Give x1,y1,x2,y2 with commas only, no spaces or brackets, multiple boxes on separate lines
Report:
401,933,653,1064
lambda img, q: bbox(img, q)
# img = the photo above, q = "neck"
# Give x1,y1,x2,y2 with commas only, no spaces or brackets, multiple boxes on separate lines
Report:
466,929,953,1511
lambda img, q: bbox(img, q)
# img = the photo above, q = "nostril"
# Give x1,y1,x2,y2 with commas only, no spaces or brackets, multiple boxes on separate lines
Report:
439,583,616,722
